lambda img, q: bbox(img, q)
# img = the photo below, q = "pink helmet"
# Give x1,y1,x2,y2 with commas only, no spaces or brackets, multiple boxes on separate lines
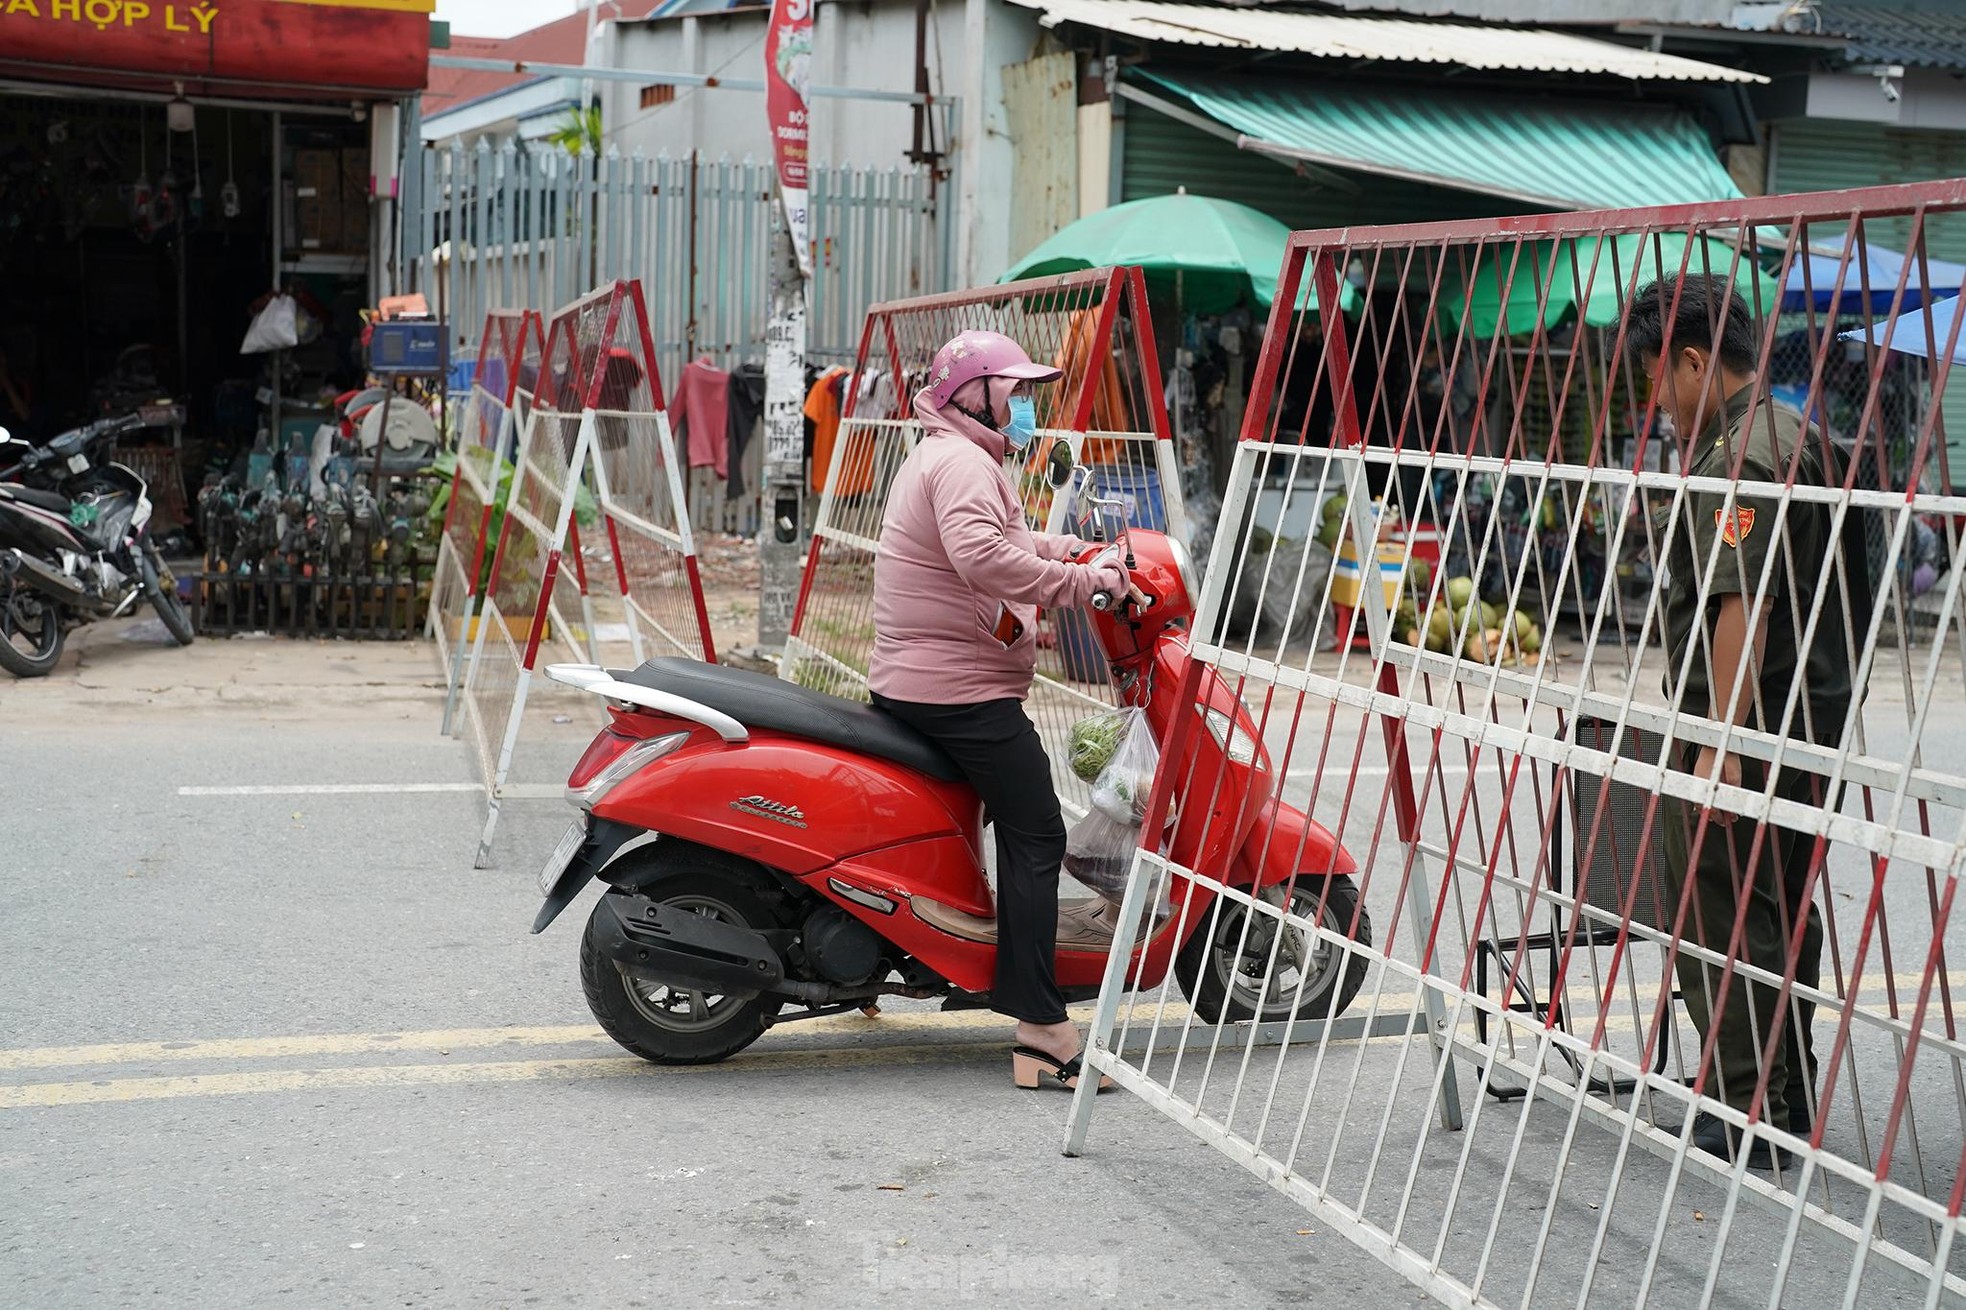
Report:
925,330,1061,408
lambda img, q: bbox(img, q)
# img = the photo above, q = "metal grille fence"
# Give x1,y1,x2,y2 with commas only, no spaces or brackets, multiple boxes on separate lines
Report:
1067,181,1966,1309
578,280,717,666
465,285,623,868
783,267,1186,819
433,308,544,736
407,144,947,537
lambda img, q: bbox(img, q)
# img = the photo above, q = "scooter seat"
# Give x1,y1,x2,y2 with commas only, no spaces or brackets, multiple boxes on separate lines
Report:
2,484,70,516
614,656,963,783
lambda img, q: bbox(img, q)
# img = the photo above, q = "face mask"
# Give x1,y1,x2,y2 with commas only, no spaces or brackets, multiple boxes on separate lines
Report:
1002,394,1038,451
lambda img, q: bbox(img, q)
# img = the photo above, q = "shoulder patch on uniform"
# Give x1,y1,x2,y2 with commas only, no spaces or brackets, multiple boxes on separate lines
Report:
1716,506,1755,547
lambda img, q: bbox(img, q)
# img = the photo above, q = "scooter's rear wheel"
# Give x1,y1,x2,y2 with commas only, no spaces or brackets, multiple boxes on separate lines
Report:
579,867,784,1066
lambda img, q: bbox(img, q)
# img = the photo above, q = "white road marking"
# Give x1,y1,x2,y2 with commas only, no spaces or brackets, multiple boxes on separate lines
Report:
177,783,483,797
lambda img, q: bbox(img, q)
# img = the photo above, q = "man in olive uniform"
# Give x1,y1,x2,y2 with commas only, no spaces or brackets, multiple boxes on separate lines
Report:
1627,274,1860,1168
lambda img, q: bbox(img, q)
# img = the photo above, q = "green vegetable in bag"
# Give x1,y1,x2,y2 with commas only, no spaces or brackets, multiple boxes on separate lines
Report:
1068,711,1128,782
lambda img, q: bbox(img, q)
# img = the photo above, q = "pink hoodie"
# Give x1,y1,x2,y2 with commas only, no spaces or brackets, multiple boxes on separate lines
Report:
868,386,1126,705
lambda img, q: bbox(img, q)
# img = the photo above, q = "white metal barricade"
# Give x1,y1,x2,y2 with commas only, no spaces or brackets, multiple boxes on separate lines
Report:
465,281,715,861
433,308,544,735
1068,180,1966,1310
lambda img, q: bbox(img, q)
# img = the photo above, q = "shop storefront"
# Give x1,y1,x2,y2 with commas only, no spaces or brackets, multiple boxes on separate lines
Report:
0,0,429,555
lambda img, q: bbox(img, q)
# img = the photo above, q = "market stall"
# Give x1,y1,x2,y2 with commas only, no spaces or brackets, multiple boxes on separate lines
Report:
0,0,432,631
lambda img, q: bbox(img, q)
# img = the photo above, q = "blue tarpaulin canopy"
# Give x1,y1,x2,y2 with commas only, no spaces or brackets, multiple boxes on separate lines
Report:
1782,241,1966,313
1840,294,1966,365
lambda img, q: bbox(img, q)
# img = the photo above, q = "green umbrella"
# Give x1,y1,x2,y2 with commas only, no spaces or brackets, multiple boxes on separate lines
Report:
1000,192,1331,315
1446,233,1780,338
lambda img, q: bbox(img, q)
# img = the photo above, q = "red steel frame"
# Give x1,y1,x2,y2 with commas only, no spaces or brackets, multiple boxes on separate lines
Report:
788,265,1174,633
436,307,545,609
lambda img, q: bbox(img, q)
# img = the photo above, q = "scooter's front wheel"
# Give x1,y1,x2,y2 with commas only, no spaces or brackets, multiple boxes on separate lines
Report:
0,579,63,678
579,869,785,1066
1175,876,1371,1025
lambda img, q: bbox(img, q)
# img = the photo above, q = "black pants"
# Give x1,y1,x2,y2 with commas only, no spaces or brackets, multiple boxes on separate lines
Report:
1662,751,1826,1124
870,693,1069,1025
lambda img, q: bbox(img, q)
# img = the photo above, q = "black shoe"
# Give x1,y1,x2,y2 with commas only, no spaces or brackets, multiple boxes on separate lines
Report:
1689,1111,1792,1170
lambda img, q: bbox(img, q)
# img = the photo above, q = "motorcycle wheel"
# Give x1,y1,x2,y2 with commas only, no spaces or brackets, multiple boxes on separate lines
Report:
0,579,64,678
139,545,194,646
580,862,785,1066
1175,876,1370,1025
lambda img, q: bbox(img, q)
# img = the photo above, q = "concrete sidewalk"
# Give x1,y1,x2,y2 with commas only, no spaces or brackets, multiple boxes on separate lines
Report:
0,616,447,716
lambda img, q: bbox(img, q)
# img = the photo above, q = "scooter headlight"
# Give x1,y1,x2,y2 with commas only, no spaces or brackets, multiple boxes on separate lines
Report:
1166,535,1198,609
1199,706,1265,768
567,730,689,810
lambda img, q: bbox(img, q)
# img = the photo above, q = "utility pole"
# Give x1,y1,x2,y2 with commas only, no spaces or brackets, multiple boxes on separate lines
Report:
759,0,814,649
759,214,806,647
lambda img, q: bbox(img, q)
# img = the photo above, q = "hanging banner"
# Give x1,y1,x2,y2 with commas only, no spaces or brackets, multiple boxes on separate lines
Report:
763,0,814,278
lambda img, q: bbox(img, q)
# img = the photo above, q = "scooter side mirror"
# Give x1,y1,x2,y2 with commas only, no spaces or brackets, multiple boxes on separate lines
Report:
1045,437,1076,490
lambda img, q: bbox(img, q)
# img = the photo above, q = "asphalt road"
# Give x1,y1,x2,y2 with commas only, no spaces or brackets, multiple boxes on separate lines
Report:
0,625,1434,1310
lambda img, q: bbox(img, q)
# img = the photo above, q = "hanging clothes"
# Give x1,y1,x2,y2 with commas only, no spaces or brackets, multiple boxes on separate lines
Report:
1053,308,1132,463
855,367,896,421
805,366,853,496
670,356,732,478
725,362,765,501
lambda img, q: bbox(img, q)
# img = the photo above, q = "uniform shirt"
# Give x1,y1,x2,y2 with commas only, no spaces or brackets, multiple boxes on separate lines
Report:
1660,386,1855,742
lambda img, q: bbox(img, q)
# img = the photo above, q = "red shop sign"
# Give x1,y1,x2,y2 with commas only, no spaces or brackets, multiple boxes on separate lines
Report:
0,0,433,97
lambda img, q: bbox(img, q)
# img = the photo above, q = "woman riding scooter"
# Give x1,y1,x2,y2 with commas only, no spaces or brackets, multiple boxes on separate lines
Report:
868,330,1141,1091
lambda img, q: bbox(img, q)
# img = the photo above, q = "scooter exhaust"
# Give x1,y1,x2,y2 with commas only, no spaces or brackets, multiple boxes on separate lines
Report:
0,549,97,609
590,893,789,997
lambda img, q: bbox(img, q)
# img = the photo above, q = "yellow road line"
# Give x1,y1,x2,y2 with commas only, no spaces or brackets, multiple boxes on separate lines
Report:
0,1025,609,1071
8,966,1950,1078
0,1045,1004,1110
0,1003,1188,1072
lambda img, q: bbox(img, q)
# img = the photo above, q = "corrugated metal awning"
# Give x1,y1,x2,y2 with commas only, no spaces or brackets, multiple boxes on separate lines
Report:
1011,0,1765,83
1134,71,1746,212
1816,2,1966,73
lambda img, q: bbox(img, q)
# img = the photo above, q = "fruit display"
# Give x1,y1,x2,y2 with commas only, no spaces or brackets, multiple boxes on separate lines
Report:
1393,569,1546,669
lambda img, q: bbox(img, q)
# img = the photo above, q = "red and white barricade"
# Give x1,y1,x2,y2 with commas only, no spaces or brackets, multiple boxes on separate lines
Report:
464,281,711,867
1068,180,1966,1309
433,308,544,736
784,267,1185,818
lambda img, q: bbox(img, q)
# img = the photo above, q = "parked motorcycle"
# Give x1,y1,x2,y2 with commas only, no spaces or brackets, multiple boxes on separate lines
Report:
531,449,1371,1065
0,416,194,677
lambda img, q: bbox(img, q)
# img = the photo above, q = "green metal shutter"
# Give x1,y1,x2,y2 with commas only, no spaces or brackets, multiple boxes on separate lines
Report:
1771,119,1966,263
1772,118,1966,480
1119,103,1521,234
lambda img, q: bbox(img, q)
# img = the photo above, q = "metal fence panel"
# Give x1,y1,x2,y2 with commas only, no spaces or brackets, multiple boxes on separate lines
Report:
408,142,946,538
1067,180,1966,1310
581,279,717,665
433,308,545,735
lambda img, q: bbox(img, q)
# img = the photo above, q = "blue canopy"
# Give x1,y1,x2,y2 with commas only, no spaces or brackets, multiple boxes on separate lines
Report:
1783,241,1966,313
1840,294,1966,365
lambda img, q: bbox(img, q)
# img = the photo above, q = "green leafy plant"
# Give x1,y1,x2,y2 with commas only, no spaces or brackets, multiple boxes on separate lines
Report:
546,103,604,157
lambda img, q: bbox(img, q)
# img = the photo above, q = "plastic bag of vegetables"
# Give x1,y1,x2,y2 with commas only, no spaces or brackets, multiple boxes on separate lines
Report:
1088,707,1157,826
1062,808,1170,917
1068,709,1131,783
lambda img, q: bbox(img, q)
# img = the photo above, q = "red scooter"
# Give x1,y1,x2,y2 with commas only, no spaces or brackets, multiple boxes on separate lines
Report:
532,456,1371,1065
